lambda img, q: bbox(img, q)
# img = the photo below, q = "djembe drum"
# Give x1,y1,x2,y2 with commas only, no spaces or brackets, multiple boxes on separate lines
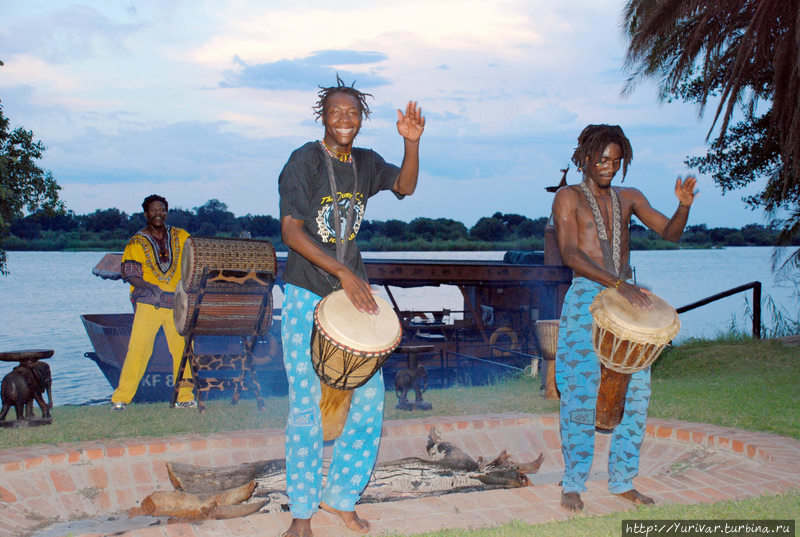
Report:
175,237,276,336
589,288,680,430
534,320,561,400
311,290,402,441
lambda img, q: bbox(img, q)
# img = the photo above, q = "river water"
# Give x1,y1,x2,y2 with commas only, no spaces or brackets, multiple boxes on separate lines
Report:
0,247,797,406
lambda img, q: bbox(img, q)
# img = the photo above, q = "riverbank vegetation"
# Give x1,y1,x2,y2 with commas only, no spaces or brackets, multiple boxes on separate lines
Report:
6,198,797,254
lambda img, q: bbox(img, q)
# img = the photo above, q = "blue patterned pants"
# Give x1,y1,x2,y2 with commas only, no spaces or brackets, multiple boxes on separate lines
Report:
281,284,385,519
555,277,651,494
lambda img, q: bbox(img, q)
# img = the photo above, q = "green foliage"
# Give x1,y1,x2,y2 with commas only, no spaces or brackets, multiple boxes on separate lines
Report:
194,198,237,234
622,0,800,266
407,217,468,242
5,199,790,252
651,338,800,439
0,101,63,273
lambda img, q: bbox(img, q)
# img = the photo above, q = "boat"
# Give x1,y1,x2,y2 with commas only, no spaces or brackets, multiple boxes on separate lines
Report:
84,243,572,403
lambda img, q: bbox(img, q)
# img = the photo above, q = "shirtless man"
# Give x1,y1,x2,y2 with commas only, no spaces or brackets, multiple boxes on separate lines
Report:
551,124,696,511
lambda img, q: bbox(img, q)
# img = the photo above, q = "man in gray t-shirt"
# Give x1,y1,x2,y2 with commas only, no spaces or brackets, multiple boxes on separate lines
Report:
277,77,425,537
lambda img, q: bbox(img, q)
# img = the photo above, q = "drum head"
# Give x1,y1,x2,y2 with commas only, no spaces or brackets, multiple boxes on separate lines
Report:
180,238,196,290
590,288,680,345
315,290,402,353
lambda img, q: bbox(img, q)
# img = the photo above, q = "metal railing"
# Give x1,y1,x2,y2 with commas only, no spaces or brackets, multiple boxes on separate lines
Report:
444,346,536,372
675,281,761,339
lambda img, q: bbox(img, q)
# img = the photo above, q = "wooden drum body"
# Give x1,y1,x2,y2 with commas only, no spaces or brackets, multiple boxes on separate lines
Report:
175,237,276,337
174,285,273,336
311,290,402,441
181,237,276,292
534,320,560,400
589,288,680,430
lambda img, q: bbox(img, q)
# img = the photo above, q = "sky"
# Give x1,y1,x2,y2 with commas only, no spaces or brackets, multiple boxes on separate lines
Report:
0,0,772,228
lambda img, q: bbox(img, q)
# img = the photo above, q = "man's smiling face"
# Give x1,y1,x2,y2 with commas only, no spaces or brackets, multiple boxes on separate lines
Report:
322,92,363,152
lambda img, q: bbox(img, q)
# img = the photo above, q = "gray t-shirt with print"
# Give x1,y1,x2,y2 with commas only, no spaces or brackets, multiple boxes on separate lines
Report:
278,141,401,298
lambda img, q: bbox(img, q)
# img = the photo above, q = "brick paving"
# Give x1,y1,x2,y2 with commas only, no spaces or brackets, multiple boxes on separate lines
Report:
1,413,798,537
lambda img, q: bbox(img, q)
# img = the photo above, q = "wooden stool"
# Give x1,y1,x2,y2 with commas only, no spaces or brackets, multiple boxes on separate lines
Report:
394,344,434,411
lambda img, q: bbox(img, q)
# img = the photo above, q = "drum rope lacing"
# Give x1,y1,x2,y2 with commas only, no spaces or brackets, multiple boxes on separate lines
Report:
311,304,402,390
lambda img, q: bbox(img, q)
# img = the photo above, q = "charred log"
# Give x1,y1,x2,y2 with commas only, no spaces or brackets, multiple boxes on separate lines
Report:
144,427,543,520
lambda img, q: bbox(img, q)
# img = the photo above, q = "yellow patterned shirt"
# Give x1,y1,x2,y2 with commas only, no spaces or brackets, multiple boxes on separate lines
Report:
120,226,189,295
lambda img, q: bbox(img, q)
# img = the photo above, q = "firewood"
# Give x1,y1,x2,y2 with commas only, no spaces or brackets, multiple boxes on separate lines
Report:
167,460,283,494
140,426,544,520
134,481,256,518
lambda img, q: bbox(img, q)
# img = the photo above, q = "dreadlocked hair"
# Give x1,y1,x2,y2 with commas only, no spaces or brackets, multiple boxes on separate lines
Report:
571,124,634,181
313,74,373,121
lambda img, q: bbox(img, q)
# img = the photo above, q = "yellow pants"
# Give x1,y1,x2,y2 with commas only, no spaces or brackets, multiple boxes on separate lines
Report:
111,303,194,404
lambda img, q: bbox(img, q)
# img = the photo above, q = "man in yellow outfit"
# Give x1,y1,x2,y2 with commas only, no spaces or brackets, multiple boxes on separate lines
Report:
111,194,195,410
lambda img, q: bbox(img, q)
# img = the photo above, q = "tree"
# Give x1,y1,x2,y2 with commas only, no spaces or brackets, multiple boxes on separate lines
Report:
470,216,509,241
622,0,800,269
379,219,407,241
241,214,280,238
194,199,237,234
1,98,63,274
78,208,128,233
162,208,195,233
406,217,468,242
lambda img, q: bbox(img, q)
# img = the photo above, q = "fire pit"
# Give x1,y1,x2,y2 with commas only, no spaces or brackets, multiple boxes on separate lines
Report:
1,414,799,537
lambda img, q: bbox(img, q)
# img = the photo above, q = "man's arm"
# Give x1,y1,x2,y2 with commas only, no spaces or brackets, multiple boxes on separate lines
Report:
392,101,425,196
281,215,379,314
630,176,697,242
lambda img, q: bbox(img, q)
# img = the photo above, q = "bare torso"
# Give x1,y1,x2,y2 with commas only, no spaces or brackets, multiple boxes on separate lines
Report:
554,183,643,282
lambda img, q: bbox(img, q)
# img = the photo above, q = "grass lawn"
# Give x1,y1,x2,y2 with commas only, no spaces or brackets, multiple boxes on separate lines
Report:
1,336,798,536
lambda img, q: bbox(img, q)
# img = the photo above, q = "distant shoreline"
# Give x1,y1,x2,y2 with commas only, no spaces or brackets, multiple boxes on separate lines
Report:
3,237,745,253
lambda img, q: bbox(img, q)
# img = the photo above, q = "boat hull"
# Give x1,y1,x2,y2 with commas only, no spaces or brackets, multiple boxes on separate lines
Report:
81,313,533,403
80,313,287,403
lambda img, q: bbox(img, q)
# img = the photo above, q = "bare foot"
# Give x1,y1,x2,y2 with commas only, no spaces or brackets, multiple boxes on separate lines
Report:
614,489,655,506
561,491,584,511
320,502,370,533
282,518,312,537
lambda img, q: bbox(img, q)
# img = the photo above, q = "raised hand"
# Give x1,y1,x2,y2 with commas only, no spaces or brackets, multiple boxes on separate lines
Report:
675,176,698,207
396,101,425,142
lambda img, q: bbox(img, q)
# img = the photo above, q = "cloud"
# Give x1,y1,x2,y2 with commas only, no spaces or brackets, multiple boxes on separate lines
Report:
219,50,390,90
0,5,139,63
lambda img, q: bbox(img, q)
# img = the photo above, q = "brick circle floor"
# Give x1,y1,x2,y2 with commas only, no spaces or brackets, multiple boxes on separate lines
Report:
1,414,799,537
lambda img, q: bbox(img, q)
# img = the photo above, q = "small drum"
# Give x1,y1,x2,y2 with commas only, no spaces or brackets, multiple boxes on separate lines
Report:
589,288,680,430
311,290,402,441
534,320,560,400
181,237,276,292
173,284,273,336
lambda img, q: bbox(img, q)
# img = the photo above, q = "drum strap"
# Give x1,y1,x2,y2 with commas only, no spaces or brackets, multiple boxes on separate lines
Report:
317,141,360,289
579,183,630,279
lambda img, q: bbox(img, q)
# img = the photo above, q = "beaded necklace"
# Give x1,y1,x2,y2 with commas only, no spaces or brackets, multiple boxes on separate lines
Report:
321,140,352,163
